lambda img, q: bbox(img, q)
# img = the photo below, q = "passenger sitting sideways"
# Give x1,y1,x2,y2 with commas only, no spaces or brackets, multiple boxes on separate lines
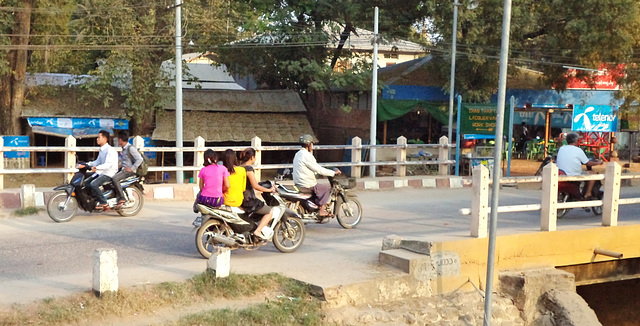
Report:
220,149,246,208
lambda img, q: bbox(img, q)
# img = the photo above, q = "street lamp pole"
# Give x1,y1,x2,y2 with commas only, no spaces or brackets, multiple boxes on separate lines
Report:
447,0,460,143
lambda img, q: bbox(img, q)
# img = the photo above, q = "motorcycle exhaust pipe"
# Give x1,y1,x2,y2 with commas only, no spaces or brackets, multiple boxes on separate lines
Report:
212,234,238,246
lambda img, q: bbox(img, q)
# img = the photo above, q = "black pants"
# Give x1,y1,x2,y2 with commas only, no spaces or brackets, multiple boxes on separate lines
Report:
112,170,135,201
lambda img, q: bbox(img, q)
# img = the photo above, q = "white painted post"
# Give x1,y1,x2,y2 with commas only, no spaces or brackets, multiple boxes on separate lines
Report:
132,135,145,151
602,162,621,226
251,136,262,181
471,165,490,238
207,247,230,278
92,248,118,296
21,184,36,208
396,136,407,177
540,163,558,231
0,136,4,190
351,136,362,178
64,136,76,183
438,136,450,175
194,136,205,184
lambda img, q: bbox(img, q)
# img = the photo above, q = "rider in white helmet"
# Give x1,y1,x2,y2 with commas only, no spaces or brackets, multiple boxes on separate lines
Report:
293,134,341,216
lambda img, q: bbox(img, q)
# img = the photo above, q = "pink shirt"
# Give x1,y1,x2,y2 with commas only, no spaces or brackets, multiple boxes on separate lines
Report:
198,164,230,198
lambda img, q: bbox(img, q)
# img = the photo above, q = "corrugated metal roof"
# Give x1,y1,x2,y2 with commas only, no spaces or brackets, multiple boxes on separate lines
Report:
21,86,127,119
152,111,314,143
165,89,306,113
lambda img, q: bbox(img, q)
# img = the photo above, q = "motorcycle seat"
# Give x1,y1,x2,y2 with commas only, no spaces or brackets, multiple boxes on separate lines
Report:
278,184,312,198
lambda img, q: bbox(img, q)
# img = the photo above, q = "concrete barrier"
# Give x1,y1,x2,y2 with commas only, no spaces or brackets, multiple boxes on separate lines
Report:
92,248,118,296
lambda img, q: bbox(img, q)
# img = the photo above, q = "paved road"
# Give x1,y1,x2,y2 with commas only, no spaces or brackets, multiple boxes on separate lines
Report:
2,186,640,306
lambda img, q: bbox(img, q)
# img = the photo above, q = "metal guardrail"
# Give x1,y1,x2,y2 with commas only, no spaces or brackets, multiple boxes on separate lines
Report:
0,135,456,189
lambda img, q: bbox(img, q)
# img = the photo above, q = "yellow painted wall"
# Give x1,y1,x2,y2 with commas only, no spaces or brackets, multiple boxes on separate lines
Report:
432,224,640,293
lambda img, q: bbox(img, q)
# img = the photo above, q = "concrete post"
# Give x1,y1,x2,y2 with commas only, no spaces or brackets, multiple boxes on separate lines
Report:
471,164,490,238
602,162,621,227
438,136,450,175
251,136,262,181
541,163,558,231
207,247,230,278
351,136,362,178
21,184,36,208
132,136,145,151
64,136,76,183
396,136,407,177
0,136,4,190
92,248,118,296
194,136,205,184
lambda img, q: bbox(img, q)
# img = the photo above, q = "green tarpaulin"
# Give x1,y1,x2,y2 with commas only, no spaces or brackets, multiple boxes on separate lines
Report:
377,99,449,124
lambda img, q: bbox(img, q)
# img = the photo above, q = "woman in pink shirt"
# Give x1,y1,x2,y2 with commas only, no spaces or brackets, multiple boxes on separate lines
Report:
197,149,230,207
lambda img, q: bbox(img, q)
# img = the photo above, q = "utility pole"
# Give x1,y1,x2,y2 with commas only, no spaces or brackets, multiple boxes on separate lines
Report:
175,0,184,184
370,6,379,177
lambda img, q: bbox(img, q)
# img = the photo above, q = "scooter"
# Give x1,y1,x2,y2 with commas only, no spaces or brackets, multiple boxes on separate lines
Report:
192,181,305,258
46,164,144,222
277,175,362,229
557,168,603,218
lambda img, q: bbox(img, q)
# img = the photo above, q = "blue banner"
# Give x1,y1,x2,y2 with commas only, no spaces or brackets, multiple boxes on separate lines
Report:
513,111,572,128
128,137,156,159
572,105,618,132
27,117,129,130
3,136,30,158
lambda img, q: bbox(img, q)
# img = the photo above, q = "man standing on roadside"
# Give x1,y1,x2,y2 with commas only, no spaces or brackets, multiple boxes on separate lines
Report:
83,130,118,210
112,130,143,208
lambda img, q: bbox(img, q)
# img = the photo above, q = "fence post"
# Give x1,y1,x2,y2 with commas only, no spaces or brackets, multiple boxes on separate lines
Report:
602,162,621,226
471,164,489,238
64,136,76,183
194,136,205,183
438,136,450,175
0,136,4,190
396,136,407,177
540,163,558,231
351,136,362,178
251,136,262,181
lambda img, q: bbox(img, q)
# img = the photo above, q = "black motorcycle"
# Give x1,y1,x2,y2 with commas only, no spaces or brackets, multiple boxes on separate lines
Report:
46,164,144,222
277,176,362,229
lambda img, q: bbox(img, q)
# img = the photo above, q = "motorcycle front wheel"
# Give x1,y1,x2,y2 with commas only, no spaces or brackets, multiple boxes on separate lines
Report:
557,192,571,219
47,191,78,223
334,196,362,229
195,219,231,259
273,217,305,253
116,187,144,217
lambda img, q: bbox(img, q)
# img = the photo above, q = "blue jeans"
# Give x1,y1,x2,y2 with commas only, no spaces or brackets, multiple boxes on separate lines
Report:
89,174,112,205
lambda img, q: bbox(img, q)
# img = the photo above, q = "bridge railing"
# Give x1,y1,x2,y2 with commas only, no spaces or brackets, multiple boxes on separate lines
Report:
0,135,455,189
460,162,640,237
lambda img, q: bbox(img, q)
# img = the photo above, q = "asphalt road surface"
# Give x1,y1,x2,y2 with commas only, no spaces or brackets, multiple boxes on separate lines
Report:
2,186,640,306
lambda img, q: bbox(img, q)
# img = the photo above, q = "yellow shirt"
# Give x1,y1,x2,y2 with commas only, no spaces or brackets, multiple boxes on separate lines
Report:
224,166,246,207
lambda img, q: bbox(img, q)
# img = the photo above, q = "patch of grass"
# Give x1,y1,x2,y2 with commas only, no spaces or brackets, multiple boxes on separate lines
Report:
168,276,323,326
12,206,42,216
0,272,321,326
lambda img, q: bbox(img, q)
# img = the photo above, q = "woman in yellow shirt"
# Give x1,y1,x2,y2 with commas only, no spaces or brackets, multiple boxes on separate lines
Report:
220,149,246,207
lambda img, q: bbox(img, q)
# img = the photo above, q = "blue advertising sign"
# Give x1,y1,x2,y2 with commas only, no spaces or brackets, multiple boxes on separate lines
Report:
3,136,30,158
28,117,129,129
513,111,572,128
572,105,618,132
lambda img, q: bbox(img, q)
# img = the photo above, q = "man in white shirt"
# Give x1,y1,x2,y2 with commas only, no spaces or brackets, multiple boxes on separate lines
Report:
82,130,119,209
293,134,341,216
556,133,602,198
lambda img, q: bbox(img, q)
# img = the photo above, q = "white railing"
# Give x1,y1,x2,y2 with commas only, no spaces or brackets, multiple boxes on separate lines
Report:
460,162,640,237
0,135,455,189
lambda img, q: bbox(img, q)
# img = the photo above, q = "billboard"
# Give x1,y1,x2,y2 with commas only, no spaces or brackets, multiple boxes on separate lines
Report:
3,136,29,159
571,105,617,132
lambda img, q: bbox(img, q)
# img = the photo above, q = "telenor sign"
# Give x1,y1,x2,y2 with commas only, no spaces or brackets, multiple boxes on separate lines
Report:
572,105,617,132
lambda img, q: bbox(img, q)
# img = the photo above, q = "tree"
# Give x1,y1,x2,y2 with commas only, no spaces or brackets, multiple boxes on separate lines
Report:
214,0,430,93
423,0,640,104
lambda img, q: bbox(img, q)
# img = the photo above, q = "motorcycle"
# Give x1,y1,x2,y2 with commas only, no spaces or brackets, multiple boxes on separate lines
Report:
557,167,603,218
277,176,362,229
192,181,305,258
46,164,145,222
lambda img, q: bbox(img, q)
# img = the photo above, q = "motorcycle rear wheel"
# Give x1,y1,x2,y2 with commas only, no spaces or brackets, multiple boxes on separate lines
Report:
557,192,571,219
195,219,231,259
272,217,305,253
334,197,362,229
591,192,603,216
116,187,144,217
47,191,78,223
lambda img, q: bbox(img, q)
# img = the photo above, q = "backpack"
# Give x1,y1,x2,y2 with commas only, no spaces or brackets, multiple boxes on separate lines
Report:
126,145,149,177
